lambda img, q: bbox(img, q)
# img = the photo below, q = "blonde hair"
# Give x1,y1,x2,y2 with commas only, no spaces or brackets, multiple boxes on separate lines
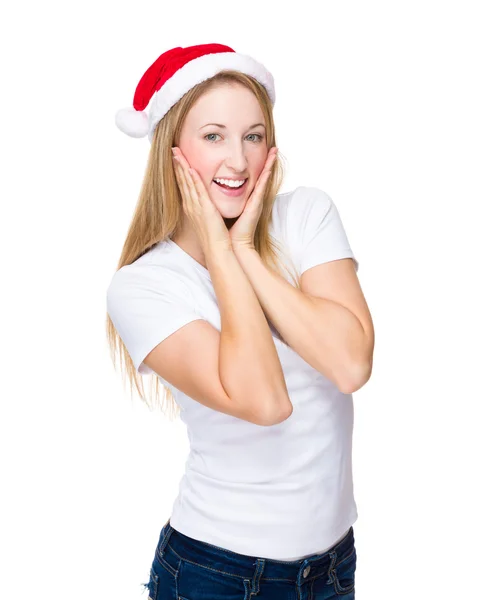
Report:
106,70,300,420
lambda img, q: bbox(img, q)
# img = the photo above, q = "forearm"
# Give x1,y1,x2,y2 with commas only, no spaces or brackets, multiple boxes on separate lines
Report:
205,245,292,424
233,247,367,392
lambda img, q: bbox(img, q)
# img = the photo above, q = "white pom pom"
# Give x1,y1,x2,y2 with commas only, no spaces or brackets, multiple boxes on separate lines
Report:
115,107,149,138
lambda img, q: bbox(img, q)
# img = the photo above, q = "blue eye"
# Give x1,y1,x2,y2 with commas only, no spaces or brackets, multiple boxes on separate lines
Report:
204,133,264,143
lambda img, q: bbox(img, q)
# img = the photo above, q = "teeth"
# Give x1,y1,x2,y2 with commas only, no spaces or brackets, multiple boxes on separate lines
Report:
213,178,246,188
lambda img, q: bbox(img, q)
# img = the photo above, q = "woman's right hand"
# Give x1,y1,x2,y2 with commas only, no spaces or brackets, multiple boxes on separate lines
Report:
172,147,232,254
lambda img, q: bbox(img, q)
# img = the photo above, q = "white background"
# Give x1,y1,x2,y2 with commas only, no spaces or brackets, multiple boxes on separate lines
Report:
1,1,479,599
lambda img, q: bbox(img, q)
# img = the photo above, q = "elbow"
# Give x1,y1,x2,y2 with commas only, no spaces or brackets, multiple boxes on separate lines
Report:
271,403,294,425
258,398,294,426
339,361,373,394
339,326,375,394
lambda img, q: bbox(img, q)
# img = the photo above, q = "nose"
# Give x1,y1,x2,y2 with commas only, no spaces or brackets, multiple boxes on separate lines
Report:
224,141,249,175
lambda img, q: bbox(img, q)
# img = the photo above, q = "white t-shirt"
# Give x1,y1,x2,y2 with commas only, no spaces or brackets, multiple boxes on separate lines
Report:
107,185,360,560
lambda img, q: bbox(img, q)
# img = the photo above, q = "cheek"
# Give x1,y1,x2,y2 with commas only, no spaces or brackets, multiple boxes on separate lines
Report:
180,146,213,182
250,158,267,184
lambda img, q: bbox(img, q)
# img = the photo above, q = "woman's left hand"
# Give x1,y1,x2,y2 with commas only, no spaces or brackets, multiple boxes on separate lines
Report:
229,147,278,251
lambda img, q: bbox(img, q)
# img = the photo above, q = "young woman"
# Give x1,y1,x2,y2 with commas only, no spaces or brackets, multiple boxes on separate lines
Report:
107,42,374,600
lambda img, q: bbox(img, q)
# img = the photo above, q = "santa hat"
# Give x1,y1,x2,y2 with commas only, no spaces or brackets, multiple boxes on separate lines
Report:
115,43,276,143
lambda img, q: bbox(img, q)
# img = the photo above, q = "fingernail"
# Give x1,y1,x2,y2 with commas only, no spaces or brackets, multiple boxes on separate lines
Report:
171,147,177,155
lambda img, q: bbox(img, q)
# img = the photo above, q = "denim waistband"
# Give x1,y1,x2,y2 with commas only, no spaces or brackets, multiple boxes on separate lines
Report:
155,518,355,588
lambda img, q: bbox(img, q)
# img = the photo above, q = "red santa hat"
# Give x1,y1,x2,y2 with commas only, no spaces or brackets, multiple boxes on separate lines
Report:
115,43,276,143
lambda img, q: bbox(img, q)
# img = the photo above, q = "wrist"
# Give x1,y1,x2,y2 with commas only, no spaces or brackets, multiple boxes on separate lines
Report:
204,241,234,267
232,242,256,254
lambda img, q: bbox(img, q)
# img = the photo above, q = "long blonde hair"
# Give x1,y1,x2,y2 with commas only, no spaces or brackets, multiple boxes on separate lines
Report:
106,70,300,420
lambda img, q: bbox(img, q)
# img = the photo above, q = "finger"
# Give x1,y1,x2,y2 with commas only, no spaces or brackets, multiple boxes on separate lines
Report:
266,147,278,169
186,167,212,210
173,159,192,211
181,163,202,209
259,148,278,182
174,155,201,210
254,148,277,193
173,157,188,194
175,155,211,212
249,154,276,205
173,158,187,196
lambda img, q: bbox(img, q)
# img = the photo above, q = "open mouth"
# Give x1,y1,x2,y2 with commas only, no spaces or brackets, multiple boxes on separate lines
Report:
213,179,248,190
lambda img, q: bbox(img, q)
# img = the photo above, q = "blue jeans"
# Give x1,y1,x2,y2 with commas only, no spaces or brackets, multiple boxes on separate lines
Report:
142,518,356,599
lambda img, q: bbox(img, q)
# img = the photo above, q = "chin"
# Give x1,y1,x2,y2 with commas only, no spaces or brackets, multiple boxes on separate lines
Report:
212,194,247,217
218,204,245,220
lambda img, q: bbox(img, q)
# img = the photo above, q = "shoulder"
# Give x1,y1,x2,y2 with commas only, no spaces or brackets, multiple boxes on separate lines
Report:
107,263,147,299
272,186,334,241
106,246,190,305
290,185,332,211
274,186,333,220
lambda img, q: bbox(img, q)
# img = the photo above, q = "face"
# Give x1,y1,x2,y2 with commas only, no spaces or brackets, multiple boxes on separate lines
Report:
178,83,268,219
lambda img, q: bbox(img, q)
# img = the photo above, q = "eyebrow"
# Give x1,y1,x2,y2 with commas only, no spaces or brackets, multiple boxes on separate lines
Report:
199,122,266,130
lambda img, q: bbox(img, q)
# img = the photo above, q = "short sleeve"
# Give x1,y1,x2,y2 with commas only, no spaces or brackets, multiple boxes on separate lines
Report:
106,267,203,375
291,187,359,274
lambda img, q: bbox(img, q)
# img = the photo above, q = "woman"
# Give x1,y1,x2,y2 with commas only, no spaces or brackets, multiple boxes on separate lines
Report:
107,43,374,599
